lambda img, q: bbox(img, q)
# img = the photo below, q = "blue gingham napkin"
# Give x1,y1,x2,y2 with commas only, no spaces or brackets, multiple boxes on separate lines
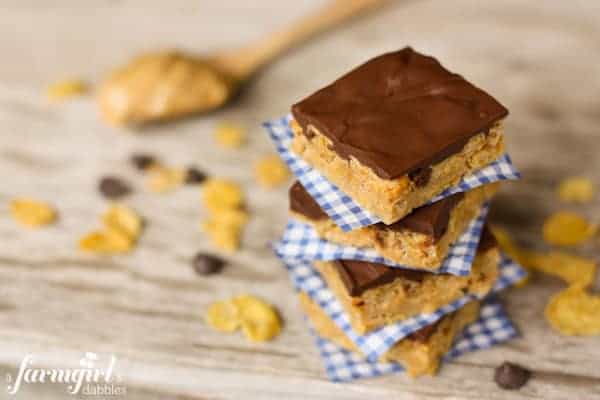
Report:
263,114,520,232
309,299,516,382
282,255,525,361
274,202,489,276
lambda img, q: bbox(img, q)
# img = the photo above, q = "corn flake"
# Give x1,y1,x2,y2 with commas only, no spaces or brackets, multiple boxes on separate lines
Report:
10,198,57,228
201,209,248,252
47,79,89,101
79,230,133,253
79,205,142,254
490,226,533,286
147,166,186,193
206,295,281,342
235,295,281,342
523,251,596,287
201,224,241,252
206,299,241,332
557,177,595,204
542,211,597,246
255,155,290,188
102,204,143,237
215,123,246,149
545,285,600,336
202,179,244,212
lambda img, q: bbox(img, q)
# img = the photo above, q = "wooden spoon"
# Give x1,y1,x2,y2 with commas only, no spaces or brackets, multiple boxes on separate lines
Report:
97,0,385,126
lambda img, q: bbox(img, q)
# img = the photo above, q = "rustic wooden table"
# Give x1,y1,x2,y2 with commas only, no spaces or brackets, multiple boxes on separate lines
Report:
1,1,599,399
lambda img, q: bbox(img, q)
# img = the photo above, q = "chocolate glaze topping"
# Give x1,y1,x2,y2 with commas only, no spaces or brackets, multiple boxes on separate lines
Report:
289,181,328,220
334,259,426,297
335,225,497,297
385,191,464,238
478,224,497,252
291,47,508,180
289,180,464,240
407,319,442,343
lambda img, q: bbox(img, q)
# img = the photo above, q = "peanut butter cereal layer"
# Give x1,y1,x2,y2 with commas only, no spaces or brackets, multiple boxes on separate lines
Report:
299,292,480,377
291,47,507,224
290,181,498,269
314,228,499,333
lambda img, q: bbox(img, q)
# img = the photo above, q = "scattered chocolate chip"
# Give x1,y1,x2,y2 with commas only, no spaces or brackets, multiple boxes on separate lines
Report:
98,176,131,199
192,253,225,276
131,153,157,171
494,362,531,390
185,166,207,185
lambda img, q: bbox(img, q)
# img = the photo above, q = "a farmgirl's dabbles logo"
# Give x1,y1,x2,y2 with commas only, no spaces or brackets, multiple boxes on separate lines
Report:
6,352,126,396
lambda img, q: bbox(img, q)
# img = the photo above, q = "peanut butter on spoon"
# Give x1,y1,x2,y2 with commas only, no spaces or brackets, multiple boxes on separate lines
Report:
97,0,385,126
98,52,235,125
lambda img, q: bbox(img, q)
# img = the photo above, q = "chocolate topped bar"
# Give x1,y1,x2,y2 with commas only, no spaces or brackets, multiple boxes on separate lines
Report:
333,225,497,296
291,47,508,180
289,180,464,240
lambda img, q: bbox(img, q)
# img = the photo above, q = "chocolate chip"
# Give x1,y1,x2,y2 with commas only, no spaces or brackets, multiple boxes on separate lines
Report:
494,362,531,390
98,176,131,199
131,153,156,171
192,253,225,276
185,166,207,185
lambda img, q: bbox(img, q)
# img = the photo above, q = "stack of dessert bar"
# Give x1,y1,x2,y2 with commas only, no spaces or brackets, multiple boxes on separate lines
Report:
266,47,526,380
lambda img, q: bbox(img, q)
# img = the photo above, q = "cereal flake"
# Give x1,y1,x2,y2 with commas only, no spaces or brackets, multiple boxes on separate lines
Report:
557,177,595,203
10,198,57,228
545,285,600,336
147,166,186,193
206,295,281,342
215,123,246,149
47,79,89,101
543,211,597,246
255,155,290,188
202,179,244,212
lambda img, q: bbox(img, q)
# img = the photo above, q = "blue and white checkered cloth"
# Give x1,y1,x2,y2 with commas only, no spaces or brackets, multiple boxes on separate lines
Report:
263,114,520,232
273,202,489,276
309,299,517,382
282,255,525,361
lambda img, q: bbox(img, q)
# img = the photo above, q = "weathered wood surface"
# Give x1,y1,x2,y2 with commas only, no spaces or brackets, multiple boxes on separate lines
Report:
1,1,599,399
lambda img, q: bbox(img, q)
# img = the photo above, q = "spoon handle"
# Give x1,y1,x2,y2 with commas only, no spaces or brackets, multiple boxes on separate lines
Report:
217,0,386,79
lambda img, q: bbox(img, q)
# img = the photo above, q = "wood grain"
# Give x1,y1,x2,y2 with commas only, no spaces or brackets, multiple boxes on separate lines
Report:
1,1,600,399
